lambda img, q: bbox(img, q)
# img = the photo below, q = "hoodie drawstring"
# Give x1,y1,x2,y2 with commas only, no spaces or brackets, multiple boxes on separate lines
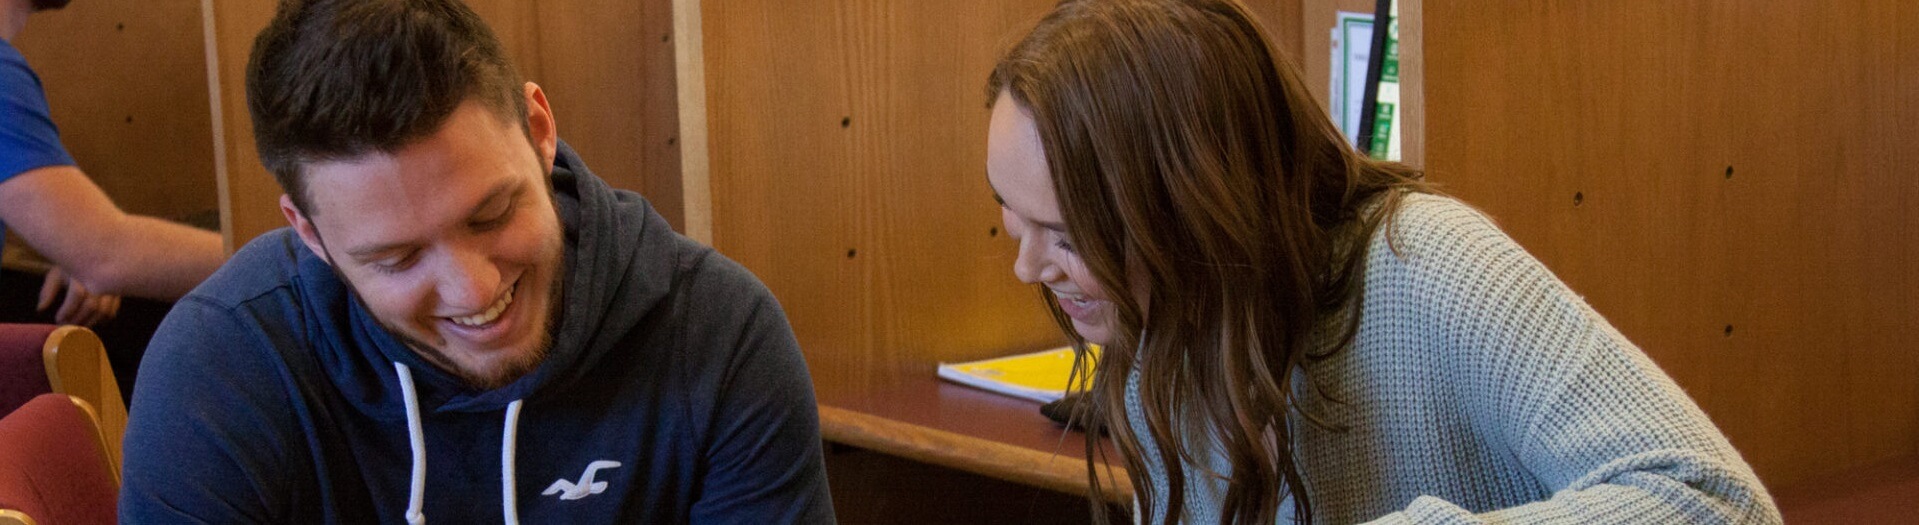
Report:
501,399,525,525
396,363,429,525
394,363,526,525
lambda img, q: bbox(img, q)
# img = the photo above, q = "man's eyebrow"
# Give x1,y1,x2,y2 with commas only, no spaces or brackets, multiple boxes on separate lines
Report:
345,240,412,260
343,180,519,259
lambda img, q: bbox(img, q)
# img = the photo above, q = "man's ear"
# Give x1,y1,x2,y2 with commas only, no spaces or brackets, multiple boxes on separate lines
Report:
280,194,333,265
524,82,557,172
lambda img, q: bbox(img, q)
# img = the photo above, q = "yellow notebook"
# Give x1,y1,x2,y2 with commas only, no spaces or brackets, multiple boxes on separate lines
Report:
936,346,1096,403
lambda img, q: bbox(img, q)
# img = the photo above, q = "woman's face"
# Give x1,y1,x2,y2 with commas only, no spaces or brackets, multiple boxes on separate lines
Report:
986,92,1118,346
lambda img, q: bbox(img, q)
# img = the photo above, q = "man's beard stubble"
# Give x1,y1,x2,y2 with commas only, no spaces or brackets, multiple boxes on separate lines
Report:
339,248,564,391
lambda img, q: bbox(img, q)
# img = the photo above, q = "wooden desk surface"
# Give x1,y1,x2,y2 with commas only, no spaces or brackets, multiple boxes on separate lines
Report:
816,373,1133,503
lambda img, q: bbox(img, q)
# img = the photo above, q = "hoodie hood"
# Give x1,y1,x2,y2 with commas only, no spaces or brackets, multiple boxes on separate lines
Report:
298,141,687,415
121,139,834,523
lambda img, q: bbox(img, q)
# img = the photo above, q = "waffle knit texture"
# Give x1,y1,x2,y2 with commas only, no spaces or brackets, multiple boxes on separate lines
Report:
1126,194,1781,524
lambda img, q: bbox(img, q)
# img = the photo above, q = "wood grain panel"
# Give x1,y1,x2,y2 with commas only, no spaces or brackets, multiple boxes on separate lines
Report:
703,0,1067,405
1422,0,1918,489
673,0,712,243
13,1,218,224
703,0,1316,411
203,0,280,250
1398,0,1421,165
1240,0,1305,62
206,0,683,246
514,1,685,231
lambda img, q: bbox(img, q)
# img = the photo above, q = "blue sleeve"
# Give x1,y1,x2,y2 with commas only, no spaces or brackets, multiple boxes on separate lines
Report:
0,41,75,183
119,297,306,524
685,257,836,524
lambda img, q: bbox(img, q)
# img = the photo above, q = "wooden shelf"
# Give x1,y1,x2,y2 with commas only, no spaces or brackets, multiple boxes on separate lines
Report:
817,373,1131,504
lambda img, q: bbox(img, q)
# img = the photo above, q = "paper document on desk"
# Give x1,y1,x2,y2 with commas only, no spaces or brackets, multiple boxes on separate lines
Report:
937,346,1097,403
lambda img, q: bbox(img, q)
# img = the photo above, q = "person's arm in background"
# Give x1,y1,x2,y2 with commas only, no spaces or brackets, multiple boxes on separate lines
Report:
0,26,224,309
0,165,225,301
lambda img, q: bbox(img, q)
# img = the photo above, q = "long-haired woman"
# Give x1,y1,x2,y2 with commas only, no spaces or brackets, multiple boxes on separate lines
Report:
983,0,1780,523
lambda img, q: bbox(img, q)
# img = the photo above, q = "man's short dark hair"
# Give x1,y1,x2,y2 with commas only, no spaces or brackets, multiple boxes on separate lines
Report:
247,0,529,215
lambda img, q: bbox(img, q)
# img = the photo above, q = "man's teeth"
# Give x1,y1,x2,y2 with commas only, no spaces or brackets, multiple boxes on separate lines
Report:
452,286,514,327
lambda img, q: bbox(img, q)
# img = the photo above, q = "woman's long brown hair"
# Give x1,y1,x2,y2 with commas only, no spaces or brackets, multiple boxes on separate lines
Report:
988,1,1429,523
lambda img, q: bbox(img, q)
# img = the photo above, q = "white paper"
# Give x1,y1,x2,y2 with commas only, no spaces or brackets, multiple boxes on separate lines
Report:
1332,11,1373,147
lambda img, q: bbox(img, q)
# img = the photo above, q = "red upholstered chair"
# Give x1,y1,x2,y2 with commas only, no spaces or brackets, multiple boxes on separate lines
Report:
0,394,118,525
0,324,58,416
0,325,125,471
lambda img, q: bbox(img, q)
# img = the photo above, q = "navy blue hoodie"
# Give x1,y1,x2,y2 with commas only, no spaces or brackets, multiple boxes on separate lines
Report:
119,145,835,523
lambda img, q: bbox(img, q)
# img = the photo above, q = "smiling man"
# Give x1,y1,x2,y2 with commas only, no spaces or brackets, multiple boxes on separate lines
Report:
117,0,833,523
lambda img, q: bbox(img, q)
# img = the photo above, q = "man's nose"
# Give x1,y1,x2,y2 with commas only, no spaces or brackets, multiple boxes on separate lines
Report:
435,248,503,311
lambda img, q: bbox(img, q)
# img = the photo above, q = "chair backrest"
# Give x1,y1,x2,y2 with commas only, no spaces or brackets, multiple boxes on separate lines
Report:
0,394,118,525
0,324,126,472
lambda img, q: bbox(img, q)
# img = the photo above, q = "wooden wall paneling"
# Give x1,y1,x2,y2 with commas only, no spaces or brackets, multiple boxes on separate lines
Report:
459,0,684,229
1721,0,1918,484
1397,0,1421,165
203,0,280,250
1239,0,1305,63
673,0,712,243
514,0,686,231
1897,0,1919,471
1422,1,1918,489
703,0,1069,406
14,1,218,226
205,1,681,247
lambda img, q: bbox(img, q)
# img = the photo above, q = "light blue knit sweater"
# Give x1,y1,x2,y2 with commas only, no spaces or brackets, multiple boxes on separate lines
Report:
1126,194,1781,524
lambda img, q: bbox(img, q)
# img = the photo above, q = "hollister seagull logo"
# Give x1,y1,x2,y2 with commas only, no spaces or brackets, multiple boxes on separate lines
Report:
543,460,623,501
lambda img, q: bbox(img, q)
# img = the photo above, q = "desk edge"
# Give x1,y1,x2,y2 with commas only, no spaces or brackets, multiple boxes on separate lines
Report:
817,404,1134,504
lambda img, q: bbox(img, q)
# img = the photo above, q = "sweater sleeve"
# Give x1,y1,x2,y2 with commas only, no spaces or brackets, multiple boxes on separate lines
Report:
118,298,305,524
1366,198,1780,525
682,254,836,524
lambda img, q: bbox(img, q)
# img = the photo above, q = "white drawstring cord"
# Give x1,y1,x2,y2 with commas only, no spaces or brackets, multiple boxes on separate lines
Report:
502,399,525,525
395,363,428,525
394,363,528,524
